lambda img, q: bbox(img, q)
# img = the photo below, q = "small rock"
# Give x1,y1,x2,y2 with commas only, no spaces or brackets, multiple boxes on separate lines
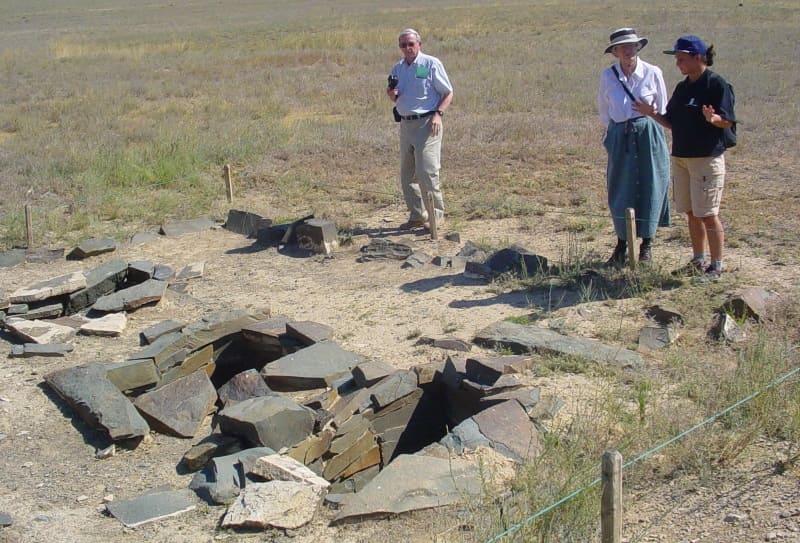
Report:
96,444,116,459
76,495,89,503
102,495,115,503
0,511,12,527
724,512,747,523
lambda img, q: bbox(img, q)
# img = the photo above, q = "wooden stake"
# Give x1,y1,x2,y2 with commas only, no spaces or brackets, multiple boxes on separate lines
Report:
625,208,637,270
24,204,33,249
223,164,234,203
426,192,438,241
601,450,623,543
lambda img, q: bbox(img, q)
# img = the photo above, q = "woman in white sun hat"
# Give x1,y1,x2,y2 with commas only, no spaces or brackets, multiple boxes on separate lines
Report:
598,28,670,265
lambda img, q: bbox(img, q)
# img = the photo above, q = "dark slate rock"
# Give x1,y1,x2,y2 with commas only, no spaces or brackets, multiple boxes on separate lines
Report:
296,218,338,254
351,360,396,388
10,271,86,303
261,341,365,390
182,434,245,472
368,370,418,409
465,355,530,385
66,258,128,314
463,261,493,279
4,317,77,344
128,331,188,370
444,232,461,243
19,302,63,320
127,260,155,284
176,262,204,281
432,337,472,352
159,218,216,237
182,308,269,353
92,279,167,312
527,395,567,421
431,255,467,272
485,245,548,276
218,369,274,406
638,326,676,351
159,344,214,386
129,231,160,246
44,364,149,441
359,239,413,261
241,316,290,354
24,247,65,264
456,241,488,262
67,237,117,260
710,313,746,343
217,396,314,450
224,209,273,237
106,488,196,528
7,303,27,315
285,320,333,345
134,371,217,438
474,320,643,369
461,375,524,399
0,511,12,527
10,343,73,358
721,287,779,322
189,447,276,505
401,251,431,269
104,359,160,393
0,249,25,268
645,304,685,326
455,400,541,462
140,319,184,345
152,263,174,281
479,386,542,410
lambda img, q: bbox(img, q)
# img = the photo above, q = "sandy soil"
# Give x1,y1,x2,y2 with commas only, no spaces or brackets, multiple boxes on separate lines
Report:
1,208,798,543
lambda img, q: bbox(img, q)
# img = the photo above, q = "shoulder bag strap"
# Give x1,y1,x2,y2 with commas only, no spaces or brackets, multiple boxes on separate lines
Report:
611,65,638,102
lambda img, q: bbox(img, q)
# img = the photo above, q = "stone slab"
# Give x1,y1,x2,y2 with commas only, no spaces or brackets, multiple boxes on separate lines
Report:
189,446,275,505
0,511,11,526
106,488,196,528
80,312,127,336
134,371,217,438
474,320,643,369
18,302,63,320
4,317,76,344
10,271,86,303
127,260,155,283
368,370,418,409
472,399,542,462
288,429,334,466
221,481,320,530
0,249,25,268
646,304,685,326
176,261,205,281
66,258,128,313
323,431,379,481
296,218,339,255
218,395,314,450
44,364,149,441
128,331,188,369
465,355,531,385
261,341,365,391
141,319,184,345
159,344,214,386
9,343,73,358
722,287,779,322
67,237,117,259
152,263,174,281
351,360,396,388
24,247,65,264
638,326,676,351
93,279,167,312
218,369,273,406
159,218,216,237
251,454,330,491
182,308,269,353
224,209,272,237
285,320,334,345
104,359,160,393
401,251,431,269
182,434,244,472
333,454,481,522
129,231,160,246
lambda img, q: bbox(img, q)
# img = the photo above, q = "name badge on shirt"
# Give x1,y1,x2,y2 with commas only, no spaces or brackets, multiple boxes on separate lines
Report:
415,65,430,79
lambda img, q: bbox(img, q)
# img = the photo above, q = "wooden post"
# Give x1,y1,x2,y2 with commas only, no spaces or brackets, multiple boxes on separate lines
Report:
601,450,623,543
24,204,33,249
426,192,438,240
625,208,637,270
223,164,234,203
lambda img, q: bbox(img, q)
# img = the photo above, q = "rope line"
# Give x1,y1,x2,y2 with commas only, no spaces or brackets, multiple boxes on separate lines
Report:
482,364,800,543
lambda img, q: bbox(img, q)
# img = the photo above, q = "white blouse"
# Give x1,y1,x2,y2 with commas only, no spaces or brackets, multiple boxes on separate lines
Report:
598,58,668,125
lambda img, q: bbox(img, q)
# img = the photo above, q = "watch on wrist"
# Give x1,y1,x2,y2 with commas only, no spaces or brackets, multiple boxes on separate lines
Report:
436,110,444,117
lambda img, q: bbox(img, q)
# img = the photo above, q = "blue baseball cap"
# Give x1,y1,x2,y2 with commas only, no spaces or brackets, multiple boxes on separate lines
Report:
663,35,708,55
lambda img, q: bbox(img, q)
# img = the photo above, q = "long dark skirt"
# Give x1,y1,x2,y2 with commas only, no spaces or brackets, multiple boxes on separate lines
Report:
604,116,670,240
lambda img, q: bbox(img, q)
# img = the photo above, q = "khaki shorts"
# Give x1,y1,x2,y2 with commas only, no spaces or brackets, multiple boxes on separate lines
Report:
672,155,725,217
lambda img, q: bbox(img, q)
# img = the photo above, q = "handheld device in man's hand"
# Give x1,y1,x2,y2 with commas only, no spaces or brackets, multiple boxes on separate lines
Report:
388,75,399,90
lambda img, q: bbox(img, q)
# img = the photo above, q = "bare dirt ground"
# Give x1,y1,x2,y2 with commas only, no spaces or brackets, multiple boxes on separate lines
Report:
1,206,798,543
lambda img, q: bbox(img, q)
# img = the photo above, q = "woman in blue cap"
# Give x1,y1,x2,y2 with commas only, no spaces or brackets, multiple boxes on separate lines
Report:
598,28,670,265
635,35,736,281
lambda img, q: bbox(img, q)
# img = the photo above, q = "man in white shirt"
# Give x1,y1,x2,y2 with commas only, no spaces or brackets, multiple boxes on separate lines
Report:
387,28,453,230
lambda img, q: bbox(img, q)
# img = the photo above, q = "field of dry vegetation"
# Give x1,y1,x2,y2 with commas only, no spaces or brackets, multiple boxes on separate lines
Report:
1,1,800,542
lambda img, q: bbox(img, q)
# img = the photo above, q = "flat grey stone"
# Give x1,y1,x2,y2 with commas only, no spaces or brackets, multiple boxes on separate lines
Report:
104,359,159,393
181,434,244,472
432,337,472,351
431,255,467,272
0,290,7,310
140,319,184,345
221,481,320,530
463,261,493,279
721,287,779,322
189,447,276,504
128,331,188,370
711,313,746,343
440,418,492,452
159,344,213,386
368,370,418,409
134,371,217,438
218,395,314,450
10,271,86,303
461,374,524,398
485,245,548,276
160,218,216,237
0,249,25,268
646,304,685,326
401,251,431,269
479,386,542,410
4,317,76,344
474,320,643,369
472,399,542,462
67,237,117,259
66,259,128,313
127,260,155,283
9,343,73,358
106,488,196,528
261,341,364,391
7,303,27,315
224,209,272,237
50,314,91,329
152,263,174,281
44,364,149,441
241,316,290,353
527,394,566,421
285,320,334,345
333,454,481,523
0,511,12,526
18,302,63,320
129,231,161,246
218,369,274,406
444,232,461,243
79,312,127,336
250,454,330,492
358,239,413,261
24,247,65,264
92,279,166,312
176,261,205,281
351,360,396,388
465,355,531,384
638,326,676,351
296,218,338,254
182,308,269,353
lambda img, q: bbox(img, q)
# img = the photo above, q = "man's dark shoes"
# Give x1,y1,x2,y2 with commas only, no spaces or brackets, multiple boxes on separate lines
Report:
692,265,722,284
398,219,426,230
638,242,652,263
606,243,627,267
671,259,706,277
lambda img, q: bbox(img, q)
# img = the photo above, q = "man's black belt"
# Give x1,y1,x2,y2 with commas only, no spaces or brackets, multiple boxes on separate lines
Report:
400,111,436,121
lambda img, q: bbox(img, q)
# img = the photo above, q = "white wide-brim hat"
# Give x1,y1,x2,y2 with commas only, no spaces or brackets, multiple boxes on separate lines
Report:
605,28,648,54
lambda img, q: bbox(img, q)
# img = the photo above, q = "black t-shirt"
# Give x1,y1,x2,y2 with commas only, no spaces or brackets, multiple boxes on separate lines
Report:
664,70,736,158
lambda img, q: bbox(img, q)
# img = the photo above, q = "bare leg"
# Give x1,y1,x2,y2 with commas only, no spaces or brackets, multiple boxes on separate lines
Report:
703,215,724,263
687,212,707,257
